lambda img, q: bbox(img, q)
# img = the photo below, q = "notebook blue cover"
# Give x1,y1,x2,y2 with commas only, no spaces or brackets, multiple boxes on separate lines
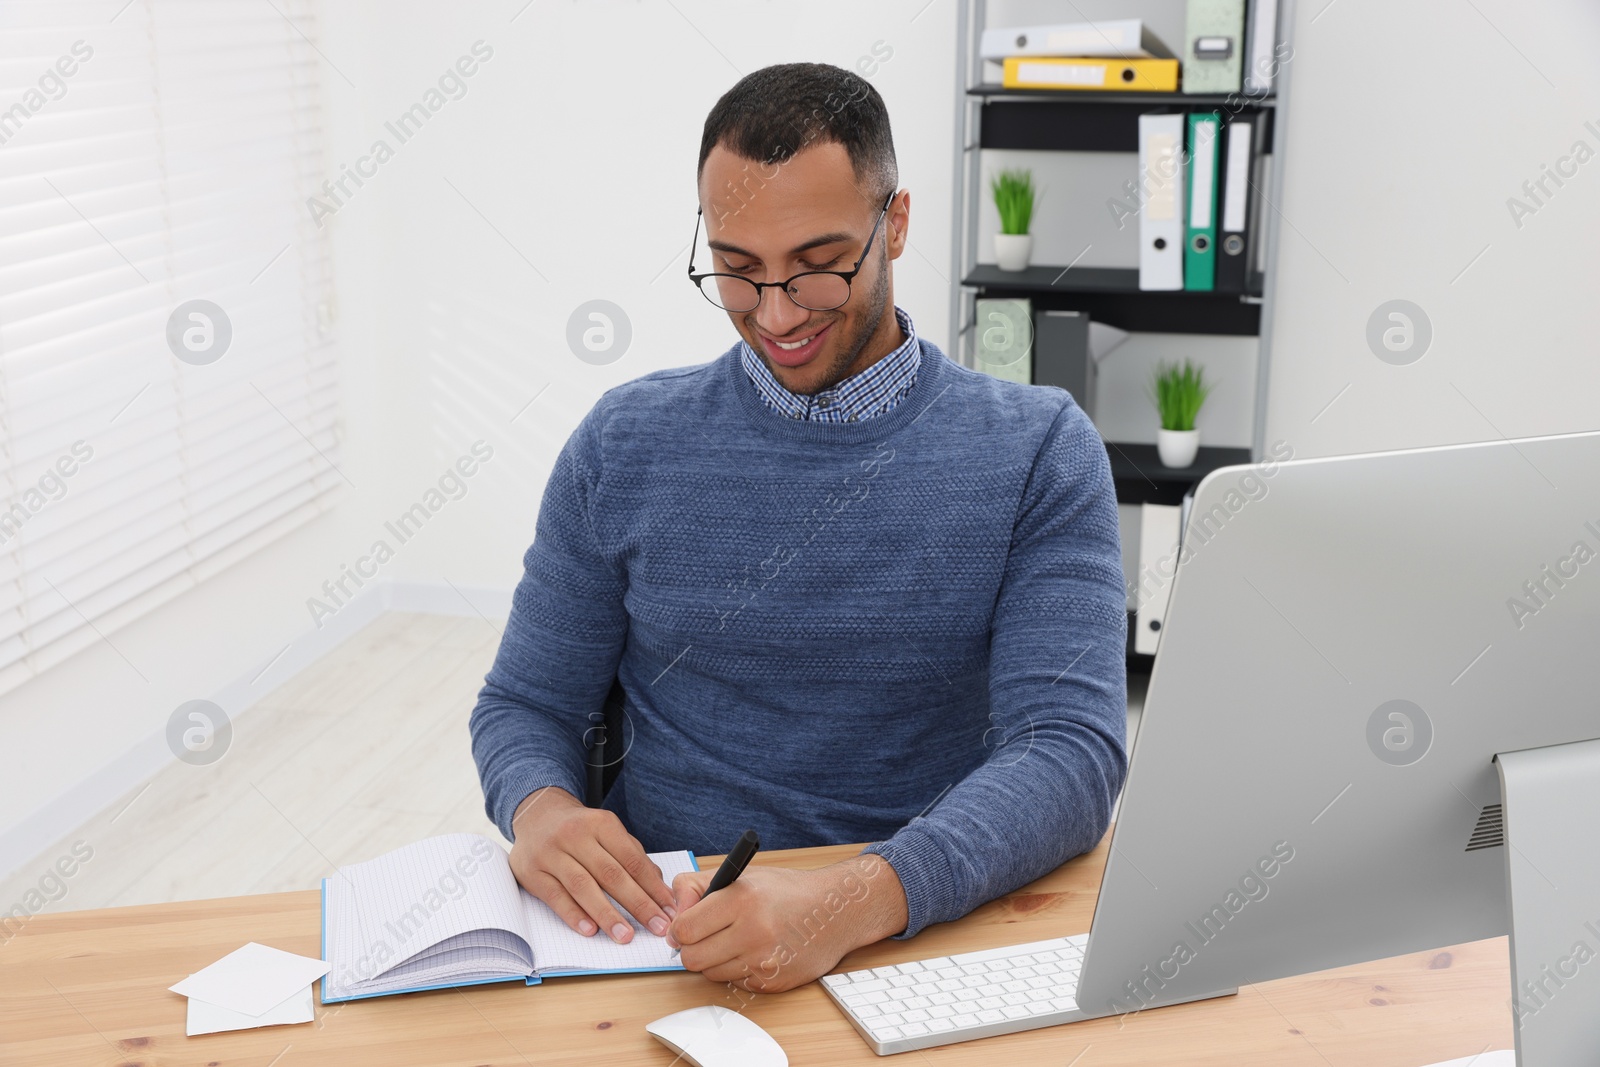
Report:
319,851,698,1003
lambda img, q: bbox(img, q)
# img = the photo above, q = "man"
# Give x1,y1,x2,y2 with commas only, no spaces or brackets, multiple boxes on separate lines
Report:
469,62,1126,994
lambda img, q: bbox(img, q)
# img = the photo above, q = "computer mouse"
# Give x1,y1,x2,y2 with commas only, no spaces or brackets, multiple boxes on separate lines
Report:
645,1004,788,1067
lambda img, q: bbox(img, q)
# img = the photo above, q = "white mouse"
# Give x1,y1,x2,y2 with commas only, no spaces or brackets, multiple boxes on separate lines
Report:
645,1004,788,1067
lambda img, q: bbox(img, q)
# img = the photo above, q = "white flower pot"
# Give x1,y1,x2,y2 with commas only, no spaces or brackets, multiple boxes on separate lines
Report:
994,233,1033,272
1157,428,1200,468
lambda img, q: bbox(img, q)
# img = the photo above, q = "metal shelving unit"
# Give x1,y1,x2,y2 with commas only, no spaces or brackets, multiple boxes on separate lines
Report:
948,0,1295,465
949,0,1300,666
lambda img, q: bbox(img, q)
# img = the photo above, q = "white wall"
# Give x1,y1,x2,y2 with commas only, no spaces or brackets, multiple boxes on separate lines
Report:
1261,0,1600,458
318,0,959,592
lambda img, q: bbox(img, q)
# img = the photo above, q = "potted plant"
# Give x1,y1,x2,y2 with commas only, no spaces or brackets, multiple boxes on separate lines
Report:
990,168,1035,271
1150,359,1211,468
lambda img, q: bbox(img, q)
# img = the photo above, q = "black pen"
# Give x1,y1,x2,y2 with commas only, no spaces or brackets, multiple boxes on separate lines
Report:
668,829,760,959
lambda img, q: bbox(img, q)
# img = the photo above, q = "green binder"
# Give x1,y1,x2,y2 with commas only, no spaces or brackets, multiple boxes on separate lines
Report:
1184,113,1221,291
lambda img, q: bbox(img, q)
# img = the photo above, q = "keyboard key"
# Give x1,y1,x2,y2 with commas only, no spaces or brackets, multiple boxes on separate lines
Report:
977,1009,1006,1023
822,974,849,988
889,974,917,988
898,961,924,973
955,988,983,1002
900,1022,930,1037
910,982,938,997
935,967,963,980
1028,1001,1055,1015
872,966,899,979
1035,962,1060,975
1002,992,1029,1006
1002,980,1029,993
873,1025,903,1040
1026,976,1054,990
928,1017,955,1032
854,990,888,1006
953,1013,979,1027
960,963,989,977
929,991,957,1005
1027,988,1054,1002
901,1009,930,1023
849,978,890,993
978,996,1005,1010
922,958,954,969
960,975,988,988
855,1003,881,1019
929,1003,957,1018
877,1012,905,1028
935,979,963,992
1051,997,1077,1012
903,996,931,1011
987,960,1013,973
1011,965,1038,978
1002,1005,1030,1019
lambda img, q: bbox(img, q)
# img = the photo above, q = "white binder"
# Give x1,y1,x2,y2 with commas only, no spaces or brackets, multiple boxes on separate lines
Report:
1135,502,1184,655
1243,0,1281,95
1138,113,1186,291
1221,119,1253,234
980,19,1174,61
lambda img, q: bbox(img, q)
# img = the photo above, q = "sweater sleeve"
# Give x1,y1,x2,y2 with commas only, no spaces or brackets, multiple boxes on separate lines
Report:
863,398,1128,938
469,401,628,841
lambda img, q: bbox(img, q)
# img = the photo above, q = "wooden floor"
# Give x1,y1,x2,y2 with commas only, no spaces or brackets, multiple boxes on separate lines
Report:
0,612,1148,916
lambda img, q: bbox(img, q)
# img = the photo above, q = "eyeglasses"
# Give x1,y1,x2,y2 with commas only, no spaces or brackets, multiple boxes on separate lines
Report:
687,189,896,313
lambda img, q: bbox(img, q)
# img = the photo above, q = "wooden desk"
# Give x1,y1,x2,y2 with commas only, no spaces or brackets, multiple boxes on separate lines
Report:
1,836,1514,1066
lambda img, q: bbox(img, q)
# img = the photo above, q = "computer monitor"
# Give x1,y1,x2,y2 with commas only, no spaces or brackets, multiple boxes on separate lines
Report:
1073,430,1600,1067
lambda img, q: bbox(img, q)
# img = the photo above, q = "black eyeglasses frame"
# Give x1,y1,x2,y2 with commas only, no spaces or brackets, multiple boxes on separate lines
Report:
686,188,898,313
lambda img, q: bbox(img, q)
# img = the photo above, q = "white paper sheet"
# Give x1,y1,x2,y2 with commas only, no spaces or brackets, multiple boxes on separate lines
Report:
185,984,315,1036
169,942,331,1017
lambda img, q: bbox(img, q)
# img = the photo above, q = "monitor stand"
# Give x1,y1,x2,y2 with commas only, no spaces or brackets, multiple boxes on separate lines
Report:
1420,736,1600,1067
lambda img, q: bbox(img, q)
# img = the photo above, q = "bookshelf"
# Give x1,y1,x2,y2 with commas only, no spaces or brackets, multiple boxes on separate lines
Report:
948,0,1286,446
948,0,1293,664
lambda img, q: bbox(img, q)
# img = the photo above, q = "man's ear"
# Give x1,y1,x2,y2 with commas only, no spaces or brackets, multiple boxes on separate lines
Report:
886,189,909,259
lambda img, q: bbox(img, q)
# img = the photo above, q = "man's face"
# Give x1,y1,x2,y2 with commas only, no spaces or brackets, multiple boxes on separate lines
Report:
697,141,907,396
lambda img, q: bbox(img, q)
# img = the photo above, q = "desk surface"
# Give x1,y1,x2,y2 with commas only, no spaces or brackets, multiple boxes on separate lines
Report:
2,835,1513,1066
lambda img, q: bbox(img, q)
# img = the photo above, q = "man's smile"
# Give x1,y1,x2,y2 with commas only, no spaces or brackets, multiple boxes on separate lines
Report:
756,321,834,368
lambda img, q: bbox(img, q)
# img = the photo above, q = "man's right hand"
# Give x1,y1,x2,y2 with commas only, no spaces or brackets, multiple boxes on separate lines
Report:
507,786,679,944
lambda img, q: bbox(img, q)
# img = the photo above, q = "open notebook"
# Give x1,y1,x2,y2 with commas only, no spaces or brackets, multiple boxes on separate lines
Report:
320,832,698,1002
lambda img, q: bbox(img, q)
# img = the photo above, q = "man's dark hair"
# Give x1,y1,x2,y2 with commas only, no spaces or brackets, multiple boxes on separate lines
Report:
697,62,898,203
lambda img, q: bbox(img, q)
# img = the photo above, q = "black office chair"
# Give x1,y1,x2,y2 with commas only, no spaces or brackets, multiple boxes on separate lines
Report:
583,677,628,807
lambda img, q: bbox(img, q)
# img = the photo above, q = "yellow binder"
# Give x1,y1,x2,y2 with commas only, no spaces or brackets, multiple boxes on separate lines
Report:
1002,56,1180,92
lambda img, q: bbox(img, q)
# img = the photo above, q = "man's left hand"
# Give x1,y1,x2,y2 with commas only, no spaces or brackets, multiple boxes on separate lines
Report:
667,853,907,993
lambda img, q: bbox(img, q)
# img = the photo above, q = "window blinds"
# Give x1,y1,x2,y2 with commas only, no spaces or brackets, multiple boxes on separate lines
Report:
0,0,340,695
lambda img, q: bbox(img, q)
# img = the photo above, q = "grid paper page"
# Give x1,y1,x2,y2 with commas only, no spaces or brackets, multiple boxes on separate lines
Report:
324,833,531,998
522,850,698,975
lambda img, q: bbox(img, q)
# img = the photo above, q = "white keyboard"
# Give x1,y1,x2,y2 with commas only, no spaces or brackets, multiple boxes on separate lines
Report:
821,934,1089,1055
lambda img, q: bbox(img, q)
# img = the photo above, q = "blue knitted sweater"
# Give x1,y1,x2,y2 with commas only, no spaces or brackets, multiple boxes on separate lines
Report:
469,336,1128,939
